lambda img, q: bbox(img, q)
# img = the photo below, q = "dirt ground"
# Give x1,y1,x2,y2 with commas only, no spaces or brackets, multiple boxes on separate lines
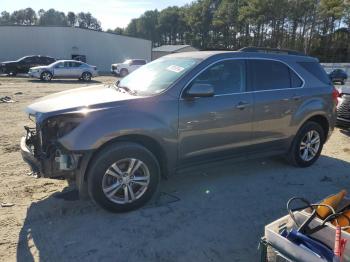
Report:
0,76,349,262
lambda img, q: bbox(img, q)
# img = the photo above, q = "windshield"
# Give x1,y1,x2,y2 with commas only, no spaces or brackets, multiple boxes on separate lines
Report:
118,57,199,95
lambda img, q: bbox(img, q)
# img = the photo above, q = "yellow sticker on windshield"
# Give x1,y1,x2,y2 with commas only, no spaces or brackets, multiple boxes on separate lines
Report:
166,65,185,73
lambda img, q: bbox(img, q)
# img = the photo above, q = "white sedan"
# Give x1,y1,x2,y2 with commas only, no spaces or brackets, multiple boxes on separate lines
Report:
28,60,98,81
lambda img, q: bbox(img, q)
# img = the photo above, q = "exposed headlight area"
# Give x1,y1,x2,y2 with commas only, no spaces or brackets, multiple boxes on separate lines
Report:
43,114,84,140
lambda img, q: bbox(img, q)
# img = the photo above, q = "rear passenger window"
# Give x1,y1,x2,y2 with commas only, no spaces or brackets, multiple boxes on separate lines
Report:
250,60,291,91
72,62,82,67
191,60,246,95
298,62,331,84
290,70,303,88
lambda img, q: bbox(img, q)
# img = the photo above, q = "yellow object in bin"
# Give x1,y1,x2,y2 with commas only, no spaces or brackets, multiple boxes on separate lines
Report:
332,210,350,233
316,190,347,219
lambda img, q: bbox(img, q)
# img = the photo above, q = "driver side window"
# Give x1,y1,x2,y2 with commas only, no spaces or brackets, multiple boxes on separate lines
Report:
191,60,246,95
55,62,64,68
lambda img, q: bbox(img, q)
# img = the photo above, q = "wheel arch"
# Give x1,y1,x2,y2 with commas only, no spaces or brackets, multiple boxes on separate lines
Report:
300,114,330,140
83,134,169,182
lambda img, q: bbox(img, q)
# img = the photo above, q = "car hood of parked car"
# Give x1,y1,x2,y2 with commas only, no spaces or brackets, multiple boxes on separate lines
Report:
30,65,49,70
0,60,17,65
26,84,140,120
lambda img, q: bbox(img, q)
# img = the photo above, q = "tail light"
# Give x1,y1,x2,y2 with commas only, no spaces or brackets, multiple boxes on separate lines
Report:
332,87,340,106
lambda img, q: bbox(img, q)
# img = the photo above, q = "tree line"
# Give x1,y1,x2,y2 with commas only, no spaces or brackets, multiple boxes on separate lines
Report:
1,1,350,62
0,8,102,31
112,0,350,62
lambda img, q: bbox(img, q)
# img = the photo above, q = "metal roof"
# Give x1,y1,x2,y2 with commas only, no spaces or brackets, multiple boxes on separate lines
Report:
152,45,193,52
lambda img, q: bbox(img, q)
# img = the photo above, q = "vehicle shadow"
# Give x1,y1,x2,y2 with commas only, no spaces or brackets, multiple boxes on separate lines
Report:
16,155,350,262
0,74,29,78
339,127,350,136
28,79,102,84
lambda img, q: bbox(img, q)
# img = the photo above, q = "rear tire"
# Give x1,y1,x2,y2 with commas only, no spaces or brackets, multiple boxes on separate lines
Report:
287,121,325,167
9,70,17,76
40,71,52,81
81,72,92,81
87,142,160,212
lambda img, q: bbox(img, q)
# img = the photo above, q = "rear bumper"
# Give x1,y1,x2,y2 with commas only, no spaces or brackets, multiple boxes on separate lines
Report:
20,136,41,173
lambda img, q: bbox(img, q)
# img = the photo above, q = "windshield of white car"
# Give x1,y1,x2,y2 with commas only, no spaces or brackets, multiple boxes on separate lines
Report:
117,57,199,95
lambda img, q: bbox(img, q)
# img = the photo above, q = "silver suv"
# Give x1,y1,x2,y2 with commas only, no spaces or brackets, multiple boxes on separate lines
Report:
28,60,98,81
21,48,337,212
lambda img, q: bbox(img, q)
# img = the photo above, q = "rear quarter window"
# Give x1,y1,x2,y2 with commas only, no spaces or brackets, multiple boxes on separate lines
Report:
298,62,331,85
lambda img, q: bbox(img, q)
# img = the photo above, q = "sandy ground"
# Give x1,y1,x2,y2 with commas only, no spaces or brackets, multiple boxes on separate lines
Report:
0,76,349,262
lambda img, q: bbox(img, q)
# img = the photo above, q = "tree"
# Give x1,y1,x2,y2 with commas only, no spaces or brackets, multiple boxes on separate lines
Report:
9,8,37,25
67,12,76,27
0,11,11,25
77,12,102,31
38,9,68,26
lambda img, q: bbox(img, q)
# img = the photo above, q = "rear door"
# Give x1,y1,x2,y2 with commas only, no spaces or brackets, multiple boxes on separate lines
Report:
178,59,253,161
248,59,303,149
69,61,83,77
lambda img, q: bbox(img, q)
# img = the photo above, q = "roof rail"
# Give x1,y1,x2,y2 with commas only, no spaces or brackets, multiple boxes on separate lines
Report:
239,47,306,56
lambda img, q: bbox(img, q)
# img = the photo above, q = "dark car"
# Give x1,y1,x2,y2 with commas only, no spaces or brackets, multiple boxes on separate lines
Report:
336,86,350,127
20,48,337,212
0,55,56,76
329,69,347,85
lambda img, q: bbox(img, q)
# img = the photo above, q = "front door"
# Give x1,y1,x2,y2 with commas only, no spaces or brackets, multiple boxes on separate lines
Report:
178,59,253,162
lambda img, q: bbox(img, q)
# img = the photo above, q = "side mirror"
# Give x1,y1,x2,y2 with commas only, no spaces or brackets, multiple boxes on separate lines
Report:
185,83,214,98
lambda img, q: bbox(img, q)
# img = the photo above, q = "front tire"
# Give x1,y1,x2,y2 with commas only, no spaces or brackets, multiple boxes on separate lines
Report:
287,121,325,167
40,71,52,81
120,68,128,77
87,142,160,212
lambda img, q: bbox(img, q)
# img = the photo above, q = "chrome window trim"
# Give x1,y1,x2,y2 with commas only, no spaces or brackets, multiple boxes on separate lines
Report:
180,57,305,99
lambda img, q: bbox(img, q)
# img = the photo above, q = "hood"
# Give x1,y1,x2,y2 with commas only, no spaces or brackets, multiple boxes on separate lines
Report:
26,84,139,117
336,86,350,95
1,60,16,65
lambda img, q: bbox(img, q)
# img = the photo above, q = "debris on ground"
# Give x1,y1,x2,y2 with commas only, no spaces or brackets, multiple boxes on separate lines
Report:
14,92,23,95
1,202,15,207
0,96,16,103
26,171,40,178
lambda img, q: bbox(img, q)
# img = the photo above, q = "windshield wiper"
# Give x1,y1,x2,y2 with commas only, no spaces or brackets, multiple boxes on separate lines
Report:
115,82,136,95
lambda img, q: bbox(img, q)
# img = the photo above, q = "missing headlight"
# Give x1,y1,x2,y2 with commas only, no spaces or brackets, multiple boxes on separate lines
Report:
46,115,83,139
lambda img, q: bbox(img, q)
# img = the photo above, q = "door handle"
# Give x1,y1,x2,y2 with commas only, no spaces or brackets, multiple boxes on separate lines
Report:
236,101,250,110
292,95,301,101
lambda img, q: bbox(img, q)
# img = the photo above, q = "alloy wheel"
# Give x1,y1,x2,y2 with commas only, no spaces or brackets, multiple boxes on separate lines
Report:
83,73,91,81
299,130,321,161
102,158,150,204
42,72,51,81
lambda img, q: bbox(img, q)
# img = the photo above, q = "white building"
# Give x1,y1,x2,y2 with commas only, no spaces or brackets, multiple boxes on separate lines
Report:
152,45,198,60
0,26,152,72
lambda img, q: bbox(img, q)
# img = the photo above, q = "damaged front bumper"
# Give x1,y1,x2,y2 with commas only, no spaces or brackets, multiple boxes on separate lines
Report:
20,136,41,173
20,125,91,180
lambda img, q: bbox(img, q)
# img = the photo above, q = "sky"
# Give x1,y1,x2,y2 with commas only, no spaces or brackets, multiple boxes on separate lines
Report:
2,0,193,30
